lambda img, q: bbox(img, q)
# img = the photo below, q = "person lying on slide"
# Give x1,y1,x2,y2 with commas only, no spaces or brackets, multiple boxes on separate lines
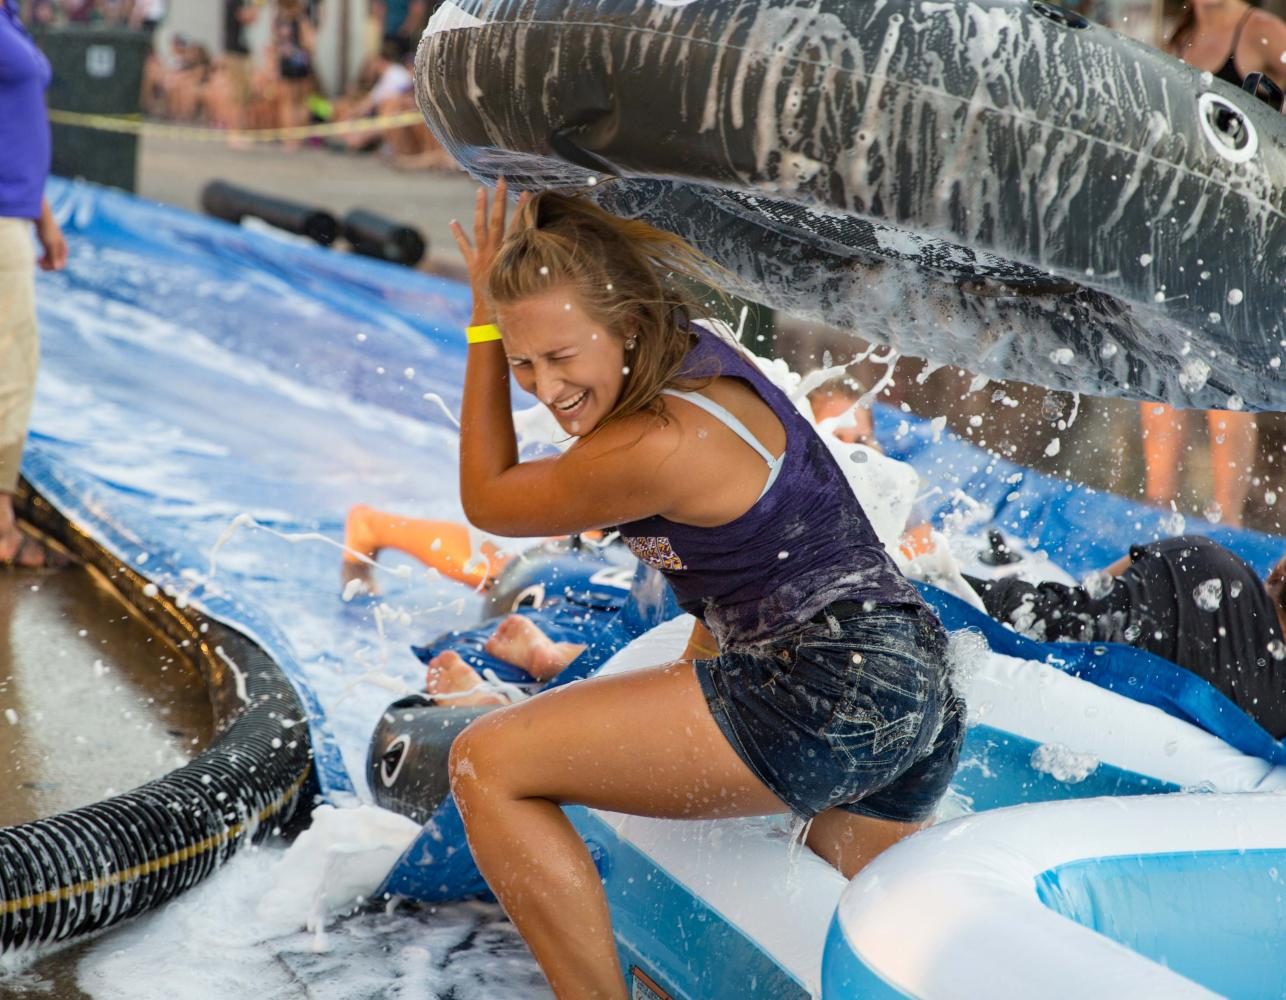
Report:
411,558,678,708
435,180,962,998
966,535,1286,738
421,611,587,707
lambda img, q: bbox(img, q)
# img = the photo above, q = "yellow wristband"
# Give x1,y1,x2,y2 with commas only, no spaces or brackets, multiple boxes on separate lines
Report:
466,323,503,344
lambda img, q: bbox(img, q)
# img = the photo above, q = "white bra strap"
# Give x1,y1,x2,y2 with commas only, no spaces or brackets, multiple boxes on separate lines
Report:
662,389,780,466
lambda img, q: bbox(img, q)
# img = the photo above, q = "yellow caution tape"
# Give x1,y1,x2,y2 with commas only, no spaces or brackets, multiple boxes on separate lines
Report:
47,108,425,143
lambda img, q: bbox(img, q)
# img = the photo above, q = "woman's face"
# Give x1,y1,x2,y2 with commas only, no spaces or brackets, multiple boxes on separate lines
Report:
497,286,629,437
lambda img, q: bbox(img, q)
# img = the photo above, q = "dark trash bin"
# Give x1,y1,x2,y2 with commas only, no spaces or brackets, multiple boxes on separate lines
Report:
32,27,151,193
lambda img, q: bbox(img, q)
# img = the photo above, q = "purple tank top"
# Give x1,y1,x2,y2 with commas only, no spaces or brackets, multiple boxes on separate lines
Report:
619,325,923,647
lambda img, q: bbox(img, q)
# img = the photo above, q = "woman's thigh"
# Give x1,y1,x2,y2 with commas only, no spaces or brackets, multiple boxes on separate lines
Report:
450,660,790,821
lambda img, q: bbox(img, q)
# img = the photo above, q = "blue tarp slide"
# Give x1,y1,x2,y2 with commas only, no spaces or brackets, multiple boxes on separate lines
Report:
27,179,1286,883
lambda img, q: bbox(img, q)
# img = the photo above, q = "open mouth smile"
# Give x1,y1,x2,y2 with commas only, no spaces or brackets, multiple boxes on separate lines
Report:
554,390,589,415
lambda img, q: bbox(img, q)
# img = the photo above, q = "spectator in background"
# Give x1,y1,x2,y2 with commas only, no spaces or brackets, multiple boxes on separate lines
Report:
375,0,427,58
1139,1,1285,528
144,32,209,121
216,0,259,130
0,0,70,569
334,37,450,167
128,0,166,33
272,0,315,145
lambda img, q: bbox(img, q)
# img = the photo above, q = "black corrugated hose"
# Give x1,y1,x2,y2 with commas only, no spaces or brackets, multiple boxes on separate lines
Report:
1,484,318,953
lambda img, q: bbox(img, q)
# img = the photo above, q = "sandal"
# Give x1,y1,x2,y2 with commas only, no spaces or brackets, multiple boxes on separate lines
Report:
0,527,72,571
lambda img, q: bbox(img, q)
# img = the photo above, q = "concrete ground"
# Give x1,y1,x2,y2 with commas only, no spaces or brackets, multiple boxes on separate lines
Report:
138,134,478,274
0,560,212,999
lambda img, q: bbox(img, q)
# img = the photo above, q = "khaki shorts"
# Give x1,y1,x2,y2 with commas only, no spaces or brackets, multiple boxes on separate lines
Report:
225,53,253,106
0,217,38,494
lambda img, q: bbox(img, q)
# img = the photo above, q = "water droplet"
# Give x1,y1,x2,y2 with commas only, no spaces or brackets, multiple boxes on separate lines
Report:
1193,578,1223,612
1049,347,1074,365
1083,571,1113,599
1138,253,1153,266
1227,288,1244,305
1229,580,1243,599
1268,640,1286,661
849,449,868,463
1178,358,1211,393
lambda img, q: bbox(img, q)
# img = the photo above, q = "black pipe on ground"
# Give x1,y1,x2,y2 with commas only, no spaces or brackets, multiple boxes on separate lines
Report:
0,484,318,953
342,210,427,267
201,180,339,246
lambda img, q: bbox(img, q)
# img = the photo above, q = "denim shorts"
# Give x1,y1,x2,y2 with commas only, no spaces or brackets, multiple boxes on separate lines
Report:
694,604,964,824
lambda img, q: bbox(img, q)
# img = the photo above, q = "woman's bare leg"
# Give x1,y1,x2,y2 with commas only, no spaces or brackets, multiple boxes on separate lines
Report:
449,660,925,998
804,808,926,880
1206,410,1258,528
484,615,585,680
1140,402,1186,505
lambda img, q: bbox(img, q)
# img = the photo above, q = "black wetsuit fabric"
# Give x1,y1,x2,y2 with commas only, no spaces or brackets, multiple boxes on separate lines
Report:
967,536,1286,738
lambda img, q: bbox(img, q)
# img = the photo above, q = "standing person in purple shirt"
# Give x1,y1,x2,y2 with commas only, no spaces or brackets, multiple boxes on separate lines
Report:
442,181,963,998
0,0,68,569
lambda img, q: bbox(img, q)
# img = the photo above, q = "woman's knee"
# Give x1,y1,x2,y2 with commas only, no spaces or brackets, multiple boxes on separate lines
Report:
447,713,513,809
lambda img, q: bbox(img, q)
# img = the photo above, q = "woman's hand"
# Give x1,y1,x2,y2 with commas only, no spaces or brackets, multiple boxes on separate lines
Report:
450,178,527,327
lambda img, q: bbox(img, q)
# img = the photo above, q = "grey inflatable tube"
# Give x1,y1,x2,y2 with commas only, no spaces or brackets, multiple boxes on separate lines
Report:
369,696,494,823
416,0,1285,411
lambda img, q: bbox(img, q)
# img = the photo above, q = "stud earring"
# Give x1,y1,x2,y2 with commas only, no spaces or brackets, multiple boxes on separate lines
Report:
625,337,637,350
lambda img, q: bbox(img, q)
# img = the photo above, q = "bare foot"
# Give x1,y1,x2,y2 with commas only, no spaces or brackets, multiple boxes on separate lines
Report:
341,505,380,596
426,651,508,707
483,615,585,680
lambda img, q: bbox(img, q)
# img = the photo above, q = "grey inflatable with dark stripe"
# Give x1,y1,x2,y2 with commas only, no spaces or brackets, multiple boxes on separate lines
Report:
416,0,1285,410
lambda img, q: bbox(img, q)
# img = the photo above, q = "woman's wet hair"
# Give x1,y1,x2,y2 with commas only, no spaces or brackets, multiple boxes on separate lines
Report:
488,192,728,430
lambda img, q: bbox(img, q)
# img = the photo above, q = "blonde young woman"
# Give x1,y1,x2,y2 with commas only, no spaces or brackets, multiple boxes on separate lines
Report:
445,181,963,998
